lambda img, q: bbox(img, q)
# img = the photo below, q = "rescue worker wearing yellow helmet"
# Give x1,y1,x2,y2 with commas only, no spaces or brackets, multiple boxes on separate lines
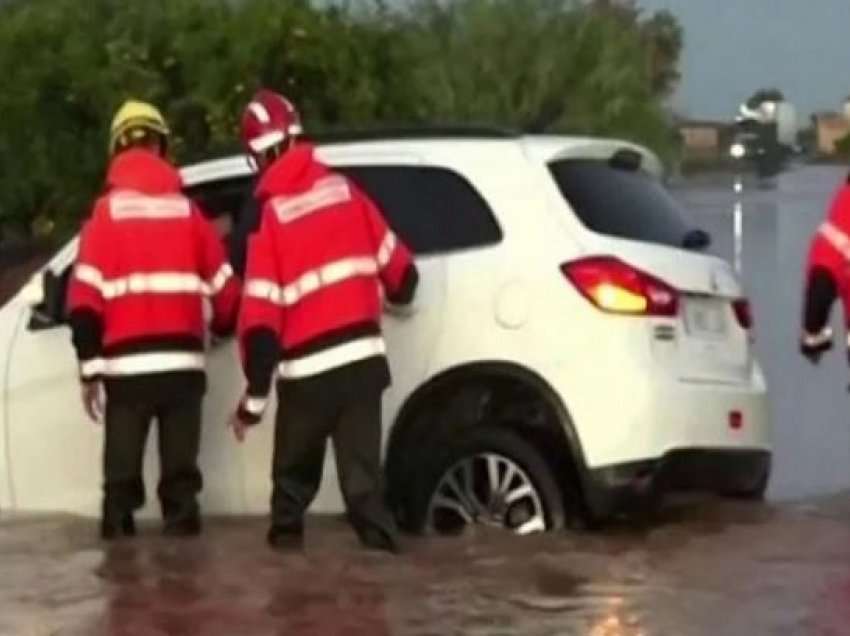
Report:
68,100,241,540
109,100,171,156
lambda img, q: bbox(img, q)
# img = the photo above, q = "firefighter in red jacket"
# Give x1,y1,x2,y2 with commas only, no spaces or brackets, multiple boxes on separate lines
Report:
801,176,850,363
231,90,418,553
68,100,241,539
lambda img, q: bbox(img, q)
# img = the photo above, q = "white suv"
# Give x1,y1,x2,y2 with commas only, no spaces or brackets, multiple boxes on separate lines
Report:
0,130,771,535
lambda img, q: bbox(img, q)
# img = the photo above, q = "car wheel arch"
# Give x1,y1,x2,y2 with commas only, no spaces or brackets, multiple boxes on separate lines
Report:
384,360,590,527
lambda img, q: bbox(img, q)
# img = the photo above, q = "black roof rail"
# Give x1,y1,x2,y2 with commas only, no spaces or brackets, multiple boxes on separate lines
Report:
305,125,521,144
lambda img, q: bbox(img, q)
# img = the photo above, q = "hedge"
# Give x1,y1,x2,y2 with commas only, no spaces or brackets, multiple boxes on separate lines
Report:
0,0,682,239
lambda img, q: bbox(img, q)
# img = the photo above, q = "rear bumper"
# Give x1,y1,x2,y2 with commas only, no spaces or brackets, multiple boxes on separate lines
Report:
583,448,772,519
552,356,771,471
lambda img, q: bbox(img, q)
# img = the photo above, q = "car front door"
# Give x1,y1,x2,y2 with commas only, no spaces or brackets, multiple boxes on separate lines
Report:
4,226,247,517
3,240,112,514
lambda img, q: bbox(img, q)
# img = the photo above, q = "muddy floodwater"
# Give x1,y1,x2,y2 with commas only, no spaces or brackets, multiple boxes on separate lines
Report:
5,165,850,635
4,500,850,636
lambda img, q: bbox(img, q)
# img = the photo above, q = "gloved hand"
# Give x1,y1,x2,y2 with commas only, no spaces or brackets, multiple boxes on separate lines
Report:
229,411,249,443
229,394,266,443
800,330,833,365
80,381,105,423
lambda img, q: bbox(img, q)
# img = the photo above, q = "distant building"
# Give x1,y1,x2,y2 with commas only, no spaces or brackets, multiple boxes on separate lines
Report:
676,119,731,161
812,111,850,155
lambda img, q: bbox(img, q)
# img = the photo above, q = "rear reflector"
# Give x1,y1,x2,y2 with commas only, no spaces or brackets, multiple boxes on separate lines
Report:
561,256,679,317
732,299,753,330
729,411,743,430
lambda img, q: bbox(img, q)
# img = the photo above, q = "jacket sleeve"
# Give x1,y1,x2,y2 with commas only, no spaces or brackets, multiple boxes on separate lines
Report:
802,187,850,345
194,208,241,337
236,211,283,423
67,210,107,382
360,193,419,305
802,265,837,344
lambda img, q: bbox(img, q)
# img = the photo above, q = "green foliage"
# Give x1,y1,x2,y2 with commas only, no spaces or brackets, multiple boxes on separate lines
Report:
0,0,682,238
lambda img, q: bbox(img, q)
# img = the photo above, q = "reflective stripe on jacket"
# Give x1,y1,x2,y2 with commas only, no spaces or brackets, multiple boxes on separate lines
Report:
68,149,241,388
238,144,417,404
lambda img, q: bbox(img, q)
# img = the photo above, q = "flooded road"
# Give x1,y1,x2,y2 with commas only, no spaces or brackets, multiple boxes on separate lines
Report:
4,499,850,635
674,164,850,501
5,165,850,635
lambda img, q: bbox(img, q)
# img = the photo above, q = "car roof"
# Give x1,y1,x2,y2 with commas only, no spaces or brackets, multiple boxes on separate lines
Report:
180,131,662,188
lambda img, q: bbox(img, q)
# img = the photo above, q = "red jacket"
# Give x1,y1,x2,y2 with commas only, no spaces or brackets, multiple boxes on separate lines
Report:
68,149,241,398
803,181,850,348
238,144,417,416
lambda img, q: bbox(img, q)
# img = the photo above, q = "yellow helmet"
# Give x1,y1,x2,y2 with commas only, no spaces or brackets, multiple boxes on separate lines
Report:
109,99,170,155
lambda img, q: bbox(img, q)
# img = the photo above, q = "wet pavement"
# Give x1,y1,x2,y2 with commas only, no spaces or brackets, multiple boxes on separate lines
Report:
6,165,850,635
4,498,850,635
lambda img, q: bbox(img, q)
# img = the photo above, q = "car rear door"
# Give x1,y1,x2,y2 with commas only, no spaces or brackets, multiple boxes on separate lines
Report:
327,154,450,443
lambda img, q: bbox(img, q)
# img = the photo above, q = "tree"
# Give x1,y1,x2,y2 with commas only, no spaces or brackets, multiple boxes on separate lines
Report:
0,0,684,239
641,10,683,98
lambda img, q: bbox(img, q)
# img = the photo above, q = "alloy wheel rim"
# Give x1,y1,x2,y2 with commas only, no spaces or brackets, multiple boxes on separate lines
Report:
426,452,546,535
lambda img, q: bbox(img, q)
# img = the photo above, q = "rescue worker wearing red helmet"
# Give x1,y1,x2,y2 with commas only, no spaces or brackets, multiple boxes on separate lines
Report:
231,89,418,553
801,174,850,364
67,100,241,540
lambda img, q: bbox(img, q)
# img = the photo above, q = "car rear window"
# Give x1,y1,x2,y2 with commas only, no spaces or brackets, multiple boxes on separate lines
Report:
338,165,502,255
549,159,690,248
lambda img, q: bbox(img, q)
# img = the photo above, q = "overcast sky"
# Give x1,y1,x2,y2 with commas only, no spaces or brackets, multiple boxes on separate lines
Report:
636,0,850,120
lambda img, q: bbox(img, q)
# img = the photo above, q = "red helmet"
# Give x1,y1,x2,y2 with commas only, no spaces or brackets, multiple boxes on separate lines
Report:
240,89,303,156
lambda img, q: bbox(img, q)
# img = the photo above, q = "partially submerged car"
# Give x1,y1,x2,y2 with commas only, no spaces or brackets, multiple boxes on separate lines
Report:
0,129,771,534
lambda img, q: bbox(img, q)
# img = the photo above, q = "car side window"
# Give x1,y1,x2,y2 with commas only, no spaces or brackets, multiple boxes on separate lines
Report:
0,246,54,308
184,177,253,253
337,165,503,255
549,160,691,248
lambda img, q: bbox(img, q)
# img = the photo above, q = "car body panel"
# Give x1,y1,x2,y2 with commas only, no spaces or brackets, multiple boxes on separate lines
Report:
0,134,771,518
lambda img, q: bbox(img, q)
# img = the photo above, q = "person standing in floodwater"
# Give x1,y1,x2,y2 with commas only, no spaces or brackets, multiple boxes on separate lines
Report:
67,100,241,539
800,174,850,363
230,89,419,553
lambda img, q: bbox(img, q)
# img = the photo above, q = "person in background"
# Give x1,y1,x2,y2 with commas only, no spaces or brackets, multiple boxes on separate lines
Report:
231,89,418,553
801,175,850,365
67,100,241,539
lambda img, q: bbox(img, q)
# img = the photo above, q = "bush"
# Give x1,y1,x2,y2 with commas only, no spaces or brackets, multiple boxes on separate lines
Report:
0,0,682,239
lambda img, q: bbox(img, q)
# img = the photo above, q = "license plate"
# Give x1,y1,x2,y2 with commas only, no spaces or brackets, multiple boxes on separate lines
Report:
685,298,727,337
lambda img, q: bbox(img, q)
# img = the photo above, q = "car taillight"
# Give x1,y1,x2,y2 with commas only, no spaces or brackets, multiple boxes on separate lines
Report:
561,256,679,317
732,298,752,330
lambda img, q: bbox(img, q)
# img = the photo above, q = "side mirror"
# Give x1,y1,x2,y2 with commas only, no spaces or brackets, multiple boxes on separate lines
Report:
20,273,45,307
26,269,67,330
682,228,711,251
42,270,65,321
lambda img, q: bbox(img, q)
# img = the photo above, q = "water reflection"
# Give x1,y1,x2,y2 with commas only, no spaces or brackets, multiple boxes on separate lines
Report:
2,502,850,635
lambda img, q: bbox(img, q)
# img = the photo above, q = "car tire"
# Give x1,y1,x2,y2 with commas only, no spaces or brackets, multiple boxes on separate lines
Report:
408,427,566,535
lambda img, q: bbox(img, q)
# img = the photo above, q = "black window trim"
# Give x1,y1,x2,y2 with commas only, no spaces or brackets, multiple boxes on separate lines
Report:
183,163,505,257
338,163,504,256
548,158,692,249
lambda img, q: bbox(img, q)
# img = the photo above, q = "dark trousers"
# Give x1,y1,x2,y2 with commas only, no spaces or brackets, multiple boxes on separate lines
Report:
103,395,203,526
271,380,396,541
